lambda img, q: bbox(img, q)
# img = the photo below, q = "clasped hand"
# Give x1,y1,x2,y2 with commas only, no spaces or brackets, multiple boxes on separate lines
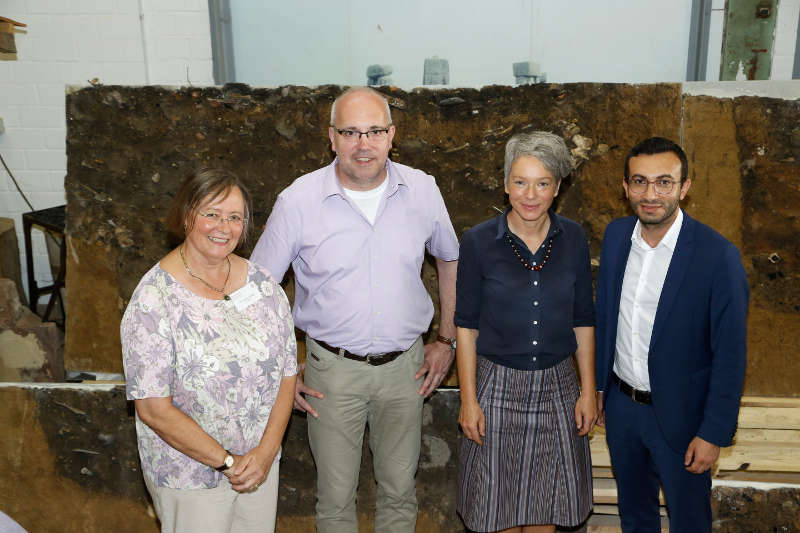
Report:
224,448,274,493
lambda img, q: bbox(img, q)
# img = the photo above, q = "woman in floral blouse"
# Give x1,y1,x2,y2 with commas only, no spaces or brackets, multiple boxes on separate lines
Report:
121,168,297,533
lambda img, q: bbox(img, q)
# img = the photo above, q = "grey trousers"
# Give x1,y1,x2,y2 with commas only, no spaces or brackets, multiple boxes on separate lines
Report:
305,337,425,533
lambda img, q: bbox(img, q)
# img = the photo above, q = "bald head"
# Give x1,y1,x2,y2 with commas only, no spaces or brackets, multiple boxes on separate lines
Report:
330,87,393,127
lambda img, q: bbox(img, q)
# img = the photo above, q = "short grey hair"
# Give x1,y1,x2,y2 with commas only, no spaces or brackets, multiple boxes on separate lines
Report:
329,87,393,126
504,131,572,185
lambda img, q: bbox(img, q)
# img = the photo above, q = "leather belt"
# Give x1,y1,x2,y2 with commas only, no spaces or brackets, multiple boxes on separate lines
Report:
612,372,652,405
312,339,404,366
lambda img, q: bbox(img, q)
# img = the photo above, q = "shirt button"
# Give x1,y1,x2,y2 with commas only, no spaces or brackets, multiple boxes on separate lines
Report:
534,301,539,306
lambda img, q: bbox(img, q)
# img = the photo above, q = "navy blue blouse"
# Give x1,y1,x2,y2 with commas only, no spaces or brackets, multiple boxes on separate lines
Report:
454,209,595,370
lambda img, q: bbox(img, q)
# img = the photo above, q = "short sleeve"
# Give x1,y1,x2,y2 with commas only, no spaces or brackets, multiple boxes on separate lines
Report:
424,179,459,261
572,227,596,328
272,283,298,378
121,280,175,400
454,229,481,329
251,194,300,283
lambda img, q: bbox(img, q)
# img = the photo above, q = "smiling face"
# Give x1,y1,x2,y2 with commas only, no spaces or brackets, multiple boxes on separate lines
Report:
505,156,560,228
184,186,244,263
328,90,395,191
623,151,691,231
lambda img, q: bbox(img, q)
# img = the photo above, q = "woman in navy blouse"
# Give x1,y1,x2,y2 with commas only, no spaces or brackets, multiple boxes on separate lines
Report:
455,132,597,533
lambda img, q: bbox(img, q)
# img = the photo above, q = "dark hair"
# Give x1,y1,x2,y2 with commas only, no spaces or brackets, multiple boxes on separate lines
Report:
624,137,688,182
166,167,252,249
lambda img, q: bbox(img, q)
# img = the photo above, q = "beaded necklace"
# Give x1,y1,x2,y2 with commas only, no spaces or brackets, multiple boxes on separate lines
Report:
505,233,554,271
179,244,231,300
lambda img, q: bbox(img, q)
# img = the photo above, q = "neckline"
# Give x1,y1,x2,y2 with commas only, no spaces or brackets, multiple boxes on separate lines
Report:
156,260,252,303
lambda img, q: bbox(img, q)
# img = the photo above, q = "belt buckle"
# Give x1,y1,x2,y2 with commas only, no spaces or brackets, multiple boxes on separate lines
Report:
365,353,379,366
631,388,647,404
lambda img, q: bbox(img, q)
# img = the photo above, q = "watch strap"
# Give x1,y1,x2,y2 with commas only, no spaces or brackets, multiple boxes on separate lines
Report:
436,335,456,349
214,450,233,472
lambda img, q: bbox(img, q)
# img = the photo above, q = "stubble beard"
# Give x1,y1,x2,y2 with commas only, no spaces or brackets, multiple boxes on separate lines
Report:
632,196,680,229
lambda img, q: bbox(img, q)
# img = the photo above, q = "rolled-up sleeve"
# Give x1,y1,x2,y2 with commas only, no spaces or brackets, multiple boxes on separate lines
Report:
454,230,481,329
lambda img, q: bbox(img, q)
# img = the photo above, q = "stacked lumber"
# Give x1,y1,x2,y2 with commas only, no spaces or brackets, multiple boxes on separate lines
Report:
587,395,800,517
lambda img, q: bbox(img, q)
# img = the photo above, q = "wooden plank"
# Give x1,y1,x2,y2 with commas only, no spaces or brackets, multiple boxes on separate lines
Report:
738,406,800,430
740,396,800,408
593,477,665,505
592,430,800,474
734,428,800,443
717,442,800,472
592,504,667,517
714,470,800,484
593,466,615,478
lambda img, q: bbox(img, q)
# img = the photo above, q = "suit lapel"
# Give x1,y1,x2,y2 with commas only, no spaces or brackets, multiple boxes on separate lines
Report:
610,218,635,343
649,215,696,352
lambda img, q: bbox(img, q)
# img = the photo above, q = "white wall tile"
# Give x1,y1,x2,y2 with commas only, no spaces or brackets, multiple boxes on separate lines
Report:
43,128,67,150
0,128,45,149
19,105,66,129
2,0,214,291
0,83,40,105
0,149,27,170
99,61,147,84
8,170,53,192
26,149,67,170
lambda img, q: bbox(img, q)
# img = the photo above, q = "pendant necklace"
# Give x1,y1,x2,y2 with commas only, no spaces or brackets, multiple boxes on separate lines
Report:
505,233,553,271
180,245,231,300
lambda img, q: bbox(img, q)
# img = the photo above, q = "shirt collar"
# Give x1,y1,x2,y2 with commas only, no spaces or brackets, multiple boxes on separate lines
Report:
631,208,683,251
322,157,402,200
494,207,563,240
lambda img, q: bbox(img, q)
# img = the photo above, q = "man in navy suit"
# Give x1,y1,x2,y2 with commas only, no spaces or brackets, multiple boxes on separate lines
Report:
595,137,749,532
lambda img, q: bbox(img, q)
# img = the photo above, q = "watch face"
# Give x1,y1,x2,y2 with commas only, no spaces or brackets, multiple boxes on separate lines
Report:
224,455,234,468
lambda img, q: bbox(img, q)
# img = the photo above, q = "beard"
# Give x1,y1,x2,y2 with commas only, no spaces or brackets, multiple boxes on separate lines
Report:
630,195,681,227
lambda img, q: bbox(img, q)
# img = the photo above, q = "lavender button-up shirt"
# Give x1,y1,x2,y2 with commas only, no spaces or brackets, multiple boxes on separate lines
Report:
251,159,459,355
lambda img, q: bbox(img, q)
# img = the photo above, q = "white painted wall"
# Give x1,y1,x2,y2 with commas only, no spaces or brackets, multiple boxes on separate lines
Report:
772,0,800,79
231,0,695,88
0,0,214,300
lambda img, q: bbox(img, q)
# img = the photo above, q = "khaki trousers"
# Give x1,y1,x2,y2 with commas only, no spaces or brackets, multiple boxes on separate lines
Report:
144,460,280,533
305,337,425,533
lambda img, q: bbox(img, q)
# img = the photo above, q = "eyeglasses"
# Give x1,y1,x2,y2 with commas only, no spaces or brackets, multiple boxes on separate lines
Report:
334,127,391,142
197,211,244,226
626,176,678,196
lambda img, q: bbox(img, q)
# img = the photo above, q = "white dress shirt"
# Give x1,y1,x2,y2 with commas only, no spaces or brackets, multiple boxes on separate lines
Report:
613,209,684,391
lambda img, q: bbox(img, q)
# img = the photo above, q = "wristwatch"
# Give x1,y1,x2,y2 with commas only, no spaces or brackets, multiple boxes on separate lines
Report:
437,335,456,350
215,450,234,472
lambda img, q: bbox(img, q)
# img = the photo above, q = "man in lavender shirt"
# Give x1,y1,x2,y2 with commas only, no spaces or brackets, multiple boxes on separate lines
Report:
251,87,459,532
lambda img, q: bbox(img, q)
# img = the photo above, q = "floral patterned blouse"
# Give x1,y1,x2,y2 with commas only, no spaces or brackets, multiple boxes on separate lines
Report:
121,260,297,489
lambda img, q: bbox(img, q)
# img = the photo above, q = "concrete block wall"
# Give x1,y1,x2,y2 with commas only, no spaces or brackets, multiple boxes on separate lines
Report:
0,0,214,303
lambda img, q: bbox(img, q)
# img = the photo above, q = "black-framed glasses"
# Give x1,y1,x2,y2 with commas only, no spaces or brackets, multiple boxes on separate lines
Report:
334,127,391,142
626,176,678,196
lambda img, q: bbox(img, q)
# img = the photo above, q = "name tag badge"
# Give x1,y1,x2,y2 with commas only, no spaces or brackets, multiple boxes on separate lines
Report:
229,281,260,311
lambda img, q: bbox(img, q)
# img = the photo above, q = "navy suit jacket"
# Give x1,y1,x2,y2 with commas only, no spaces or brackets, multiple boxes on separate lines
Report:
595,212,749,453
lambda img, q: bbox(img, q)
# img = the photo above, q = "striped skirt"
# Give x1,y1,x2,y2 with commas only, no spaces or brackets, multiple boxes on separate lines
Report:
457,356,592,531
